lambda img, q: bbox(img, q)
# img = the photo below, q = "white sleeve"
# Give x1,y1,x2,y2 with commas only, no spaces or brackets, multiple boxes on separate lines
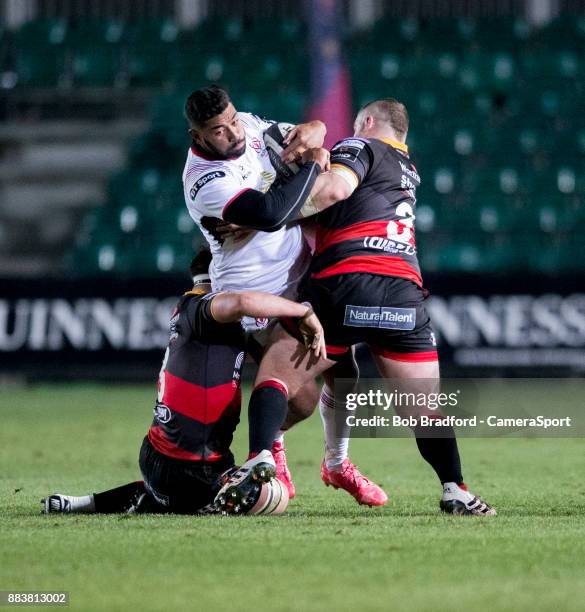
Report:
185,167,245,221
238,111,275,132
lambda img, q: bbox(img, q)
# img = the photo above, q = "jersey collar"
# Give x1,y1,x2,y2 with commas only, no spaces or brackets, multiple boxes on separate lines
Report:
379,137,409,153
184,288,210,296
190,141,245,162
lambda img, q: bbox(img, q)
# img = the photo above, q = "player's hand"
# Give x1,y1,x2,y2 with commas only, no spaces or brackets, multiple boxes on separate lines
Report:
281,120,327,163
298,306,326,359
302,147,330,172
215,221,255,243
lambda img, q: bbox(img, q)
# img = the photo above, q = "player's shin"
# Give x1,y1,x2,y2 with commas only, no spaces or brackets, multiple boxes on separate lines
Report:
93,481,147,513
413,422,464,485
319,384,349,469
248,380,289,456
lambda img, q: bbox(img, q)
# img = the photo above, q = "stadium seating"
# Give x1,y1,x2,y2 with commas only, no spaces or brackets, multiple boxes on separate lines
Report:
4,14,571,276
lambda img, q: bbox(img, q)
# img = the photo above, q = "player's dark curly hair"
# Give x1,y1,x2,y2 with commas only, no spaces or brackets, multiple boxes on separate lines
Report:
185,85,231,128
190,248,212,278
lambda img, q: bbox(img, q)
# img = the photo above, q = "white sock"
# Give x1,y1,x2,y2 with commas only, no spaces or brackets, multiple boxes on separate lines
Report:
68,494,96,513
273,431,285,445
319,385,349,471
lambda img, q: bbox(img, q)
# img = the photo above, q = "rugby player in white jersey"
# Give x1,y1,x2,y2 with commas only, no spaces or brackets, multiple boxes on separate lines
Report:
182,86,387,507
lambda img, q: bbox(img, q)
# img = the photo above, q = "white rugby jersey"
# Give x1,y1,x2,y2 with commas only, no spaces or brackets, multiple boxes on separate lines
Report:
183,112,310,297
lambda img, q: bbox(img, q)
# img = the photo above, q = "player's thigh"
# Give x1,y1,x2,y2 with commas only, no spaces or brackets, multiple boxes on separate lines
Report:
372,355,440,418
255,324,335,398
372,354,439,380
139,437,229,513
288,378,320,418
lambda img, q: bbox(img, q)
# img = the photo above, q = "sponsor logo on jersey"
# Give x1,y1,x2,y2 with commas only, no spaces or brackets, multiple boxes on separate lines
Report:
260,170,275,192
399,161,420,183
331,138,367,162
232,350,245,385
238,165,252,181
189,170,226,200
250,137,263,152
363,236,416,255
169,311,179,342
240,315,271,332
344,305,416,330
401,175,416,190
154,403,172,424
332,138,367,150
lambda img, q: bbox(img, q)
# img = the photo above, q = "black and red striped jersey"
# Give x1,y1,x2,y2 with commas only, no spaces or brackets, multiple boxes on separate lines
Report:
147,290,246,463
311,137,423,287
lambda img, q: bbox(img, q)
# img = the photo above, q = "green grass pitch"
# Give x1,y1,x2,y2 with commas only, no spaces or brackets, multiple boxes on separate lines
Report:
1,383,585,611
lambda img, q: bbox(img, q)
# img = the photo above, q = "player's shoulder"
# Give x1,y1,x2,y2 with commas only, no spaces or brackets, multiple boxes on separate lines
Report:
184,151,237,201
332,136,371,150
179,290,218,323
330,137,372,166
176,289,208,312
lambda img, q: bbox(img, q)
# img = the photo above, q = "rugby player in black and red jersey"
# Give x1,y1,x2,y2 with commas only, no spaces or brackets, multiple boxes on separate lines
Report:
42,251,325,516
242,99,496,516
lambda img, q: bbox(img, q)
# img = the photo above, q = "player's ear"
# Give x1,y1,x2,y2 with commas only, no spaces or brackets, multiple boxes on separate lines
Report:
188,127,198,141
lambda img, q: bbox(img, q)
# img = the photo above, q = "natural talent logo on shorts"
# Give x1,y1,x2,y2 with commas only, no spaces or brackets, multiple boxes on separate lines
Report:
344,305,416,330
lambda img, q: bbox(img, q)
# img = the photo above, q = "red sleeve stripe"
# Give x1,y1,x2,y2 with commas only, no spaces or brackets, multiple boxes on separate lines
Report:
221,188,253,217
371,347,438,362
255,379,289,398
311,255,422,287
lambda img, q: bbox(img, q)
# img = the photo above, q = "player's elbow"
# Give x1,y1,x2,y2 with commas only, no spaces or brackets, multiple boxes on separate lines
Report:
247,212,285,231
323,181,351,205
234,292,257,318
223,196,283,231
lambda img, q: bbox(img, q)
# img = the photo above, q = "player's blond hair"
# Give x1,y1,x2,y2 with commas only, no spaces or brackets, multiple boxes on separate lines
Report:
358,98,409,139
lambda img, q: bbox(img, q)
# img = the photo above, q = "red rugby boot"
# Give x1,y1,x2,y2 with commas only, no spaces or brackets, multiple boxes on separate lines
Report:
321,459,388,507
272,440,295,499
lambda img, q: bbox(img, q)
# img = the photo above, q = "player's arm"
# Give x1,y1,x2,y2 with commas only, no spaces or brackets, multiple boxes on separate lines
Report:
222,148,329,231
211,292,326,357
297,138,373,217
296,168,356,218
211,291,311,322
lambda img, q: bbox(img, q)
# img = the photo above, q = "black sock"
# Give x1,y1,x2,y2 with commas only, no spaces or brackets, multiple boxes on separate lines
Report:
93,481,146,513
248,382,288,455
413,425,463,484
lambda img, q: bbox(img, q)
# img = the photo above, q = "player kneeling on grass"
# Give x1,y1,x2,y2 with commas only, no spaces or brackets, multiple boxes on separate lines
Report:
42,250,325,516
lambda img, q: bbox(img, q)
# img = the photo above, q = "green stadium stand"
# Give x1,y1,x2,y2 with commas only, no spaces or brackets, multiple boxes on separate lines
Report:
35,14,578,276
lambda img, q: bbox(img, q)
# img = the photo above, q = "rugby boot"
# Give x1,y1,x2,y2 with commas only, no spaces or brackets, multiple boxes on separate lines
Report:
214,450,276,514
321,459,388,507
41,494,94,514
271,439,295,499
440,482,497,516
